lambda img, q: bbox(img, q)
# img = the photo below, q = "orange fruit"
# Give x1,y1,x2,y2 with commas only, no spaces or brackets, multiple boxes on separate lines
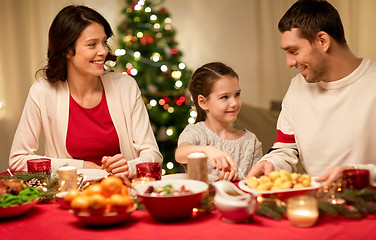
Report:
109,194,134,213
88,193,107,215
121,186,129,196
101,176,123,197
70,195,89,214
83,183,103,196
64,189,81,204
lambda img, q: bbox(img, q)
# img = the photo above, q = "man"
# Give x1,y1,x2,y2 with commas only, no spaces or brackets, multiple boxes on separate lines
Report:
247,0,376,186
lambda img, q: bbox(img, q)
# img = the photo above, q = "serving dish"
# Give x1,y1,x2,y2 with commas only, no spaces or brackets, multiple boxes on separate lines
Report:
77,169,109,182
55,191,69,209
162,173,219,184
0,198,39,218
238,178,321,200
135,179,208,222
69,203,137,225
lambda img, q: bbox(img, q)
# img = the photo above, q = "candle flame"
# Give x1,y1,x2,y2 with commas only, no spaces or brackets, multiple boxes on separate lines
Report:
257,195,264,203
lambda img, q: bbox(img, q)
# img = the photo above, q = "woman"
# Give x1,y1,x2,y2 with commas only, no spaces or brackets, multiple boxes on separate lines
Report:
9,5,162,179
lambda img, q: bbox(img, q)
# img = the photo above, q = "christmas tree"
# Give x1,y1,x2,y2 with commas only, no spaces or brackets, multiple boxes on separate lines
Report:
115,0,194,174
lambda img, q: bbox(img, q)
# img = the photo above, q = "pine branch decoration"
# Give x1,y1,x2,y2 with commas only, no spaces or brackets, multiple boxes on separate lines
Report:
1,172,59,201
256,188,376,220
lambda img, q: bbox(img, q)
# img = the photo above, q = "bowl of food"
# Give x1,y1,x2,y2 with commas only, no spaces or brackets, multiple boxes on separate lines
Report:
135,179,209,222
66,176,135,225
238,170,321,200
69,204,137,226
162,173,219,184
0,179,41,218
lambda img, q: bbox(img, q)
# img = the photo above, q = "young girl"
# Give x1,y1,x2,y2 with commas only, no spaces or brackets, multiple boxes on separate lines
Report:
175,62,262,181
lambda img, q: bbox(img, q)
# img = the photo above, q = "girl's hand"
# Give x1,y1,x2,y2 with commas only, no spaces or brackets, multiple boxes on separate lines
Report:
205,146,237,171
101,154,129,178
219,169,239,182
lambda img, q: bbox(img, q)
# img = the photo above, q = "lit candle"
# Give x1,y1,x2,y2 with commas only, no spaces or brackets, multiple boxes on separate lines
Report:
131,177,155,188
287,195,319,227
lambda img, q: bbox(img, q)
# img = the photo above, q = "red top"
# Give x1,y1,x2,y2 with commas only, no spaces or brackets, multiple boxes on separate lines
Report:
66,91,120,165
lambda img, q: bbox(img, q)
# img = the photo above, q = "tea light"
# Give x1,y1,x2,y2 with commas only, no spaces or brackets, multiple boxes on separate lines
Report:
131,177,155,188
287,195,319,227
58,166,78,192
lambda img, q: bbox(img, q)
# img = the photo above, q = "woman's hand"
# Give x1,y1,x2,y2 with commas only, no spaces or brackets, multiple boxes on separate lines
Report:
315,165,354,187
101,154,129,178
205,146,237,171
219,169,239,182
83,160,101,169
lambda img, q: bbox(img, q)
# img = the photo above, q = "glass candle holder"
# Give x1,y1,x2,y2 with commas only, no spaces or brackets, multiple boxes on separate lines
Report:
27,158,51,174
136,162,162,180
287,195,319,227
342,169,370,189
58,166,78,192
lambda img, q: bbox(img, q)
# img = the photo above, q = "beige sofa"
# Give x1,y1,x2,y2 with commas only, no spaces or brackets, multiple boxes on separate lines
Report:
234,104,280,154
234,103,305,173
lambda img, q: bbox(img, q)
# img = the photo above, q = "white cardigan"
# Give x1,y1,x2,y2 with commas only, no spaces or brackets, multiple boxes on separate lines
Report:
9,72,162,178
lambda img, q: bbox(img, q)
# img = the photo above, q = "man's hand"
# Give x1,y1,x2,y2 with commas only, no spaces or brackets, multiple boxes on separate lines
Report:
315,165,354,187
246,161,274,178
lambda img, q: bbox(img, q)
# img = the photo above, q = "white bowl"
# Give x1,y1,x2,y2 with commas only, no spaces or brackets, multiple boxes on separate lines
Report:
162,173,219,184
55,191,70,209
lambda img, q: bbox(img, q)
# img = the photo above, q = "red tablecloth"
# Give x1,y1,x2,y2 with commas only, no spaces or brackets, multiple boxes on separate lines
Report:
1,203,375,240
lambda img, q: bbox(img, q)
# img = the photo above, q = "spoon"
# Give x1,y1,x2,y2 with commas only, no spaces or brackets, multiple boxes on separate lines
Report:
77,175,86,190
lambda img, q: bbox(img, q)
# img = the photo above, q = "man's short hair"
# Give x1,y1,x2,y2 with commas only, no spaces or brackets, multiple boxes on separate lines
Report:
278,0,347,45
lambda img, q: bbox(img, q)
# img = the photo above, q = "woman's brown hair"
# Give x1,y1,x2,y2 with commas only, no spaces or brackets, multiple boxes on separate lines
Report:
37,5,117,82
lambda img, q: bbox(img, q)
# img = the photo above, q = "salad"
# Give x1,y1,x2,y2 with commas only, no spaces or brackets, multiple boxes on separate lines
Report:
144,184,193,196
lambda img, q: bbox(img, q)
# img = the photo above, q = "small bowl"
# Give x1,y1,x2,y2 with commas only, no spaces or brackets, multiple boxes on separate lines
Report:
56,191,70,209
135,179,208,222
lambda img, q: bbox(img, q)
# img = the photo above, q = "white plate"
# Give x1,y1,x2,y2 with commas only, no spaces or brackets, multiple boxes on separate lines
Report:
77,169,109,182
162,173,219,183
238,177,321,197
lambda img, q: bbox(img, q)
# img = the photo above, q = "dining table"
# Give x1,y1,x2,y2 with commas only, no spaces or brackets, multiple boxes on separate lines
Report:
1,202,376,240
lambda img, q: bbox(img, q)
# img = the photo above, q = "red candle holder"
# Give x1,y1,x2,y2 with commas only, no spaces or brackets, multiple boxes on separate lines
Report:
136,162,162,180
342,169,370,189
27,158,51,174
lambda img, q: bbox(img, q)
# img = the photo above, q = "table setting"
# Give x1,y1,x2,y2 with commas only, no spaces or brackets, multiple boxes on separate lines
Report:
1,154,376,240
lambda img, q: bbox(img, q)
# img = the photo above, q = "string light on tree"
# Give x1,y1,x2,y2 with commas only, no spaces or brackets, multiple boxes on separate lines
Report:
166,162,174,169
117,0,193,174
